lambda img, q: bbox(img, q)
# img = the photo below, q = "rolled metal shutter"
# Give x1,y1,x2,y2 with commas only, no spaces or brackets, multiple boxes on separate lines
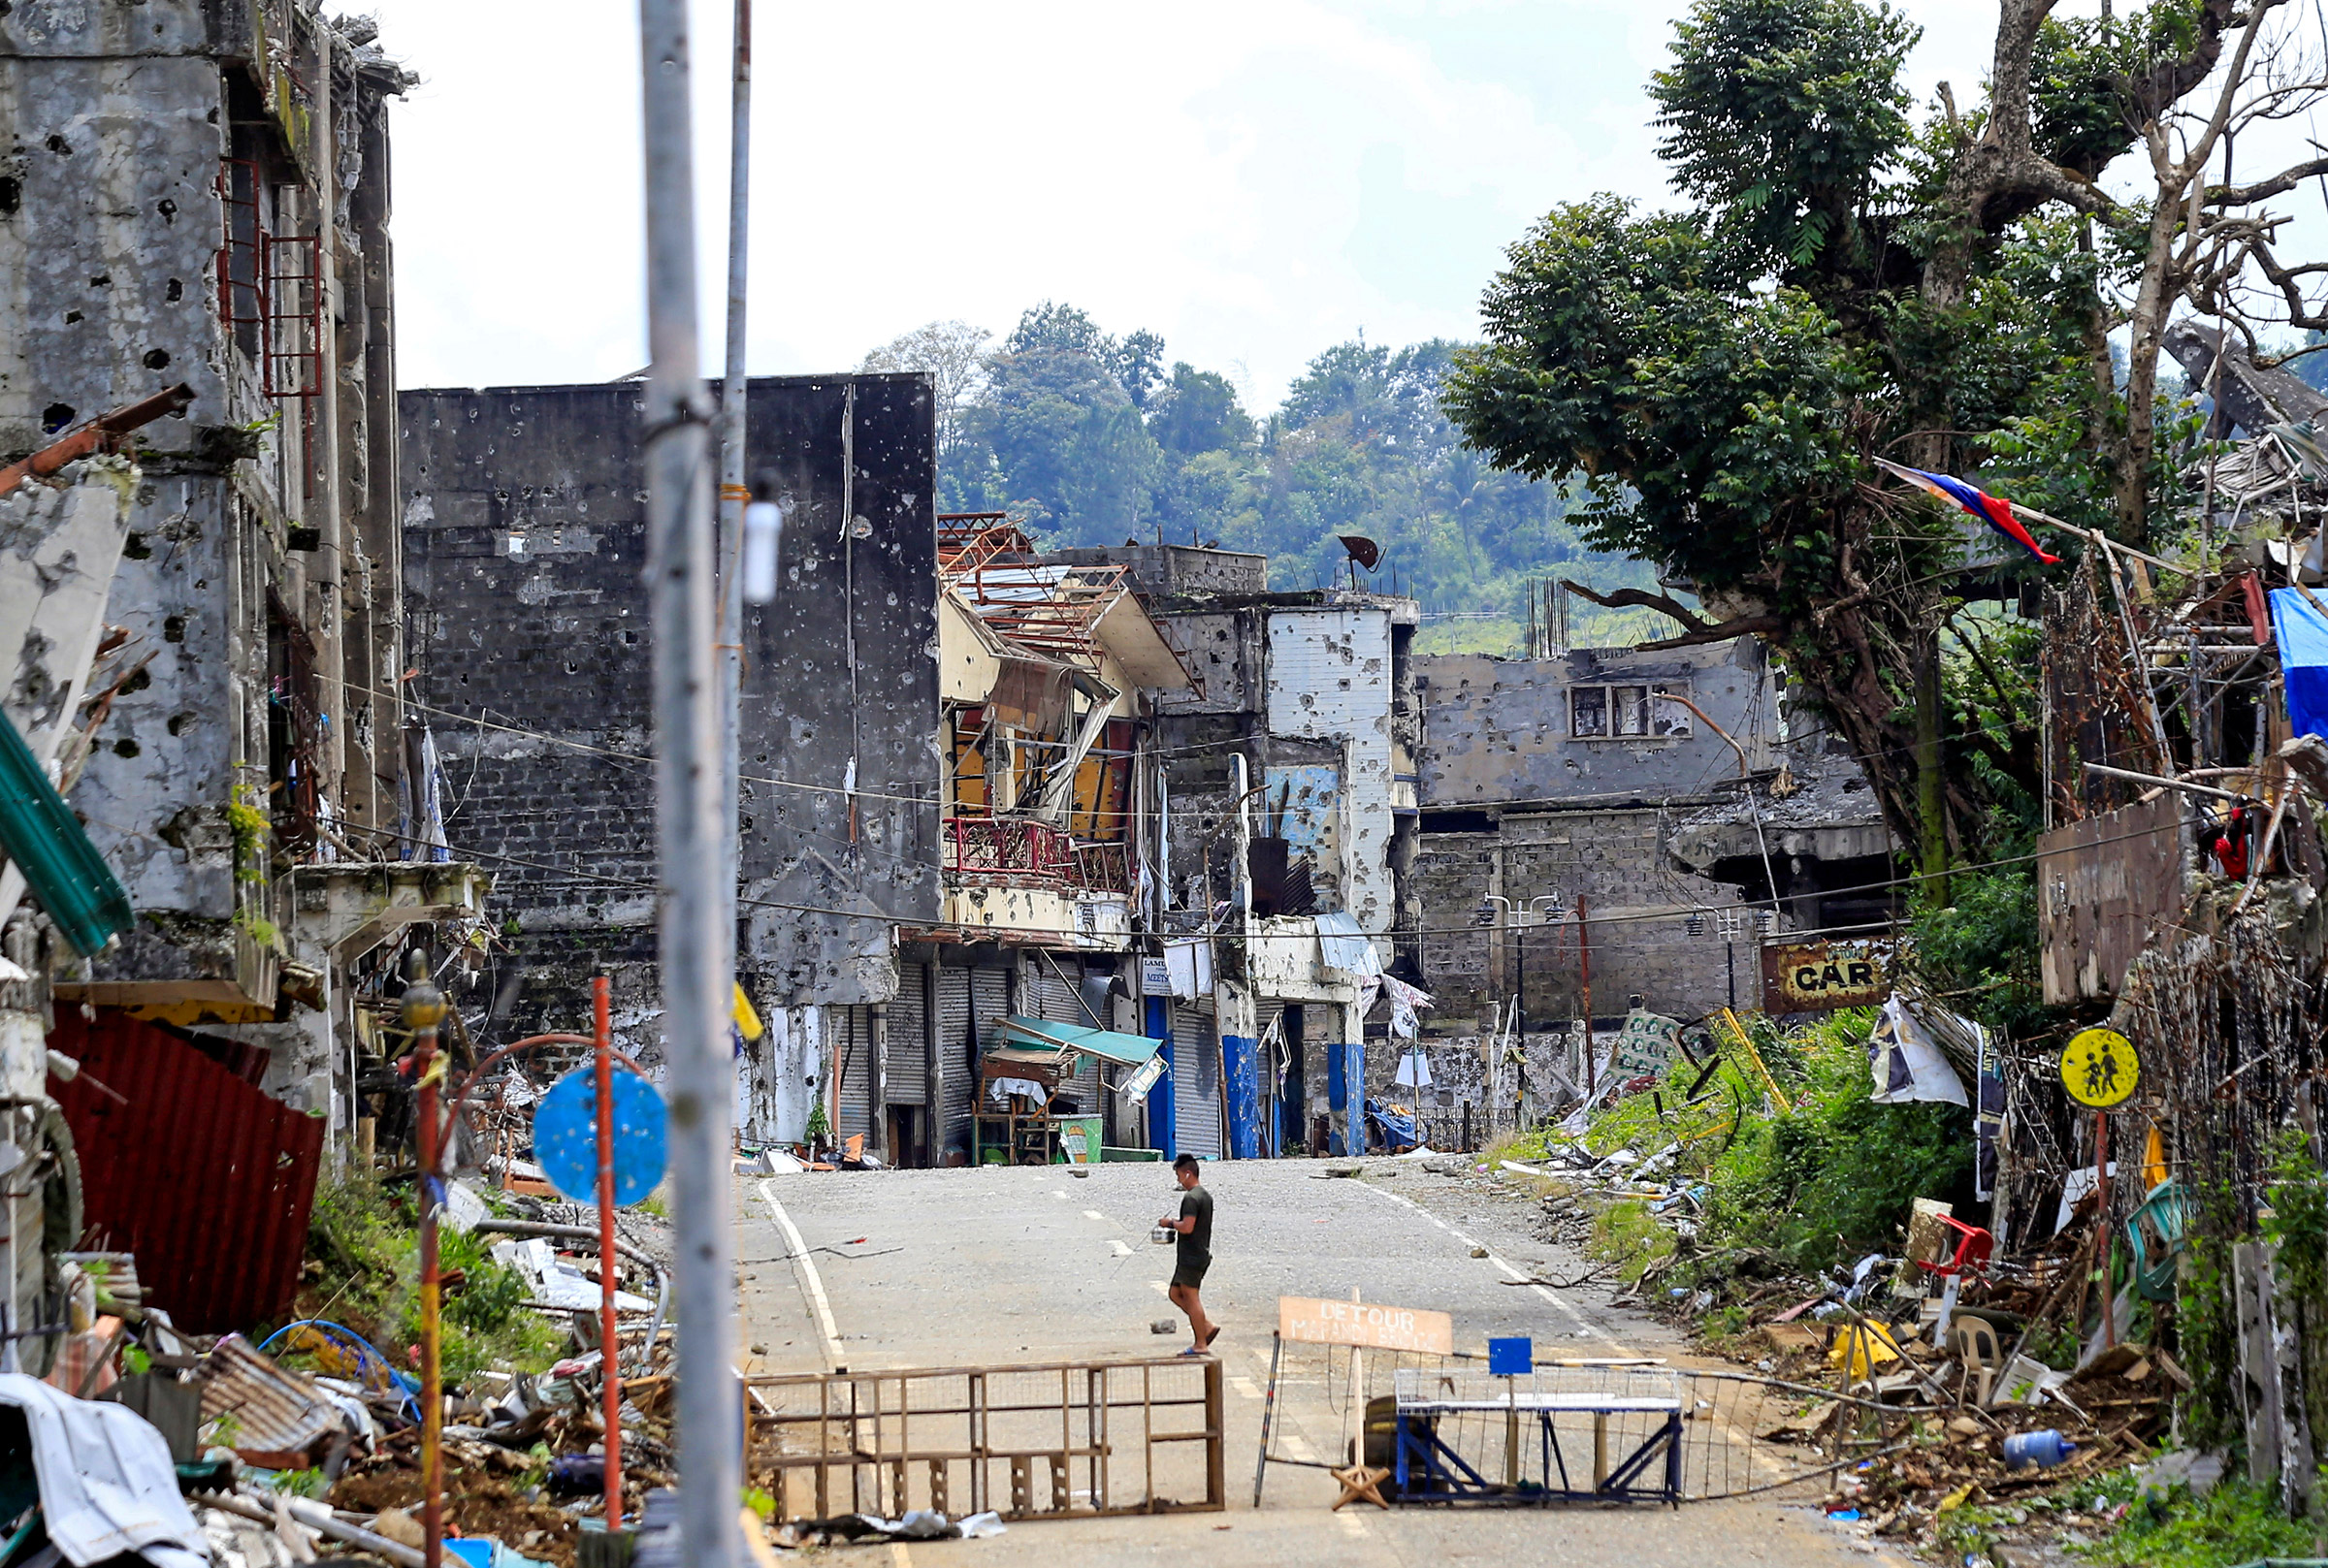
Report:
1170,1001,1221,1158
1032,963,1101,1108
832,1005,872,1141
937,969,976,1152
970,968,1011,1129
888,965,928,1108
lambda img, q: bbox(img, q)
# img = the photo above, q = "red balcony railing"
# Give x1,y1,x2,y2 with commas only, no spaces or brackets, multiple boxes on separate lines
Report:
944,816,1136,896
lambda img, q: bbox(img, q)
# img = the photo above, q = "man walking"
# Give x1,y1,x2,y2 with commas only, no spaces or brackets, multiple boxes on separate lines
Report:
1159,1153,1218,1355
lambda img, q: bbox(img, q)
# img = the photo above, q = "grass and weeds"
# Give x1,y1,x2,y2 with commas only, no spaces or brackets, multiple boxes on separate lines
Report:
293,1169,561,1384
1933,1456,2326,1566
2071,1472,2323,1568
1587,1199,1676,1285
1501,1008,1976,1290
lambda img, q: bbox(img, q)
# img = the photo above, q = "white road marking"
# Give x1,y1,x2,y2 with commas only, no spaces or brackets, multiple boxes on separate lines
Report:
1083,1209,1106,1221
1353,1180,1631,1352
1280,1431,1318,1462
1336,1510,1371,1535
1110,1240,1133,1257
1230,1375,1261,1399
889,1544,913,1568
1148,1279,1169,1295
757,1179,847,1371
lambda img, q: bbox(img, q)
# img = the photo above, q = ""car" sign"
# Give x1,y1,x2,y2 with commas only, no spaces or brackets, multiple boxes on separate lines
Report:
1760,940,1894,1012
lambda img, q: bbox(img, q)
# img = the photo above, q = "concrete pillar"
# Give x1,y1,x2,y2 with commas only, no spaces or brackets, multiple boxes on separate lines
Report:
1216,976,1259,1160
868,1002,889,1163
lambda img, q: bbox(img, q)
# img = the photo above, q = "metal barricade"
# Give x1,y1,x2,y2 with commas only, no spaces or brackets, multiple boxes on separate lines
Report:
744,1357,1224,1523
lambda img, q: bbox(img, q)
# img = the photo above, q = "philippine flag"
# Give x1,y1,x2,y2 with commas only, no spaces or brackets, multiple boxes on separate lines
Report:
1873,457,2062,564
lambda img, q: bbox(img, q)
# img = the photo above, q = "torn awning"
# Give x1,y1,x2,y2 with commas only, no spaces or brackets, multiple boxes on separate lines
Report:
997,1015,1163,1068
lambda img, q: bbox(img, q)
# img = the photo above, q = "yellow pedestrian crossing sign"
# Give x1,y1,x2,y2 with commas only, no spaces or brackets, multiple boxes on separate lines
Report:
2061,1028,2139,1108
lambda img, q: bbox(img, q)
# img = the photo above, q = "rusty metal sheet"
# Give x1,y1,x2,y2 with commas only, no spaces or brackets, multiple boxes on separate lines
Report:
46,1009,323,1332
2037,793,2191,1005
1760,939,1894,1011
198,1333,340,1467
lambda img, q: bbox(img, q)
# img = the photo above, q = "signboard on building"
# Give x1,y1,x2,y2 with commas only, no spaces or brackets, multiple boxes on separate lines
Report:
1277,1296,1454,1355
1761,939,1893,1012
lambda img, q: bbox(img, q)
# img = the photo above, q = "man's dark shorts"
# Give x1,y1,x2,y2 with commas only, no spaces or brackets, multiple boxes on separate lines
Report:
1171,1251,1211,1291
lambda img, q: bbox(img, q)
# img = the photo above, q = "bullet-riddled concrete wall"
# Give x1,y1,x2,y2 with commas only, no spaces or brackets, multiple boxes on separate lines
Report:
7,2,413,1090
1415,640,1772,808
400,374,941,1040
1415,809,1757,1029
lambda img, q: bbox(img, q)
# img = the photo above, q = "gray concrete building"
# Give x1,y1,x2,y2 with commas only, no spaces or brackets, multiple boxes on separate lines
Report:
399,374,944,1155
1049,545,1421,1160
1,2,479,1141
1396,637,1894,1145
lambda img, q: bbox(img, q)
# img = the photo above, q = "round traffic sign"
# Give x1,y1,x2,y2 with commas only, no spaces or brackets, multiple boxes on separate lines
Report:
533,1066,667,1206
2060,1028,2140,1109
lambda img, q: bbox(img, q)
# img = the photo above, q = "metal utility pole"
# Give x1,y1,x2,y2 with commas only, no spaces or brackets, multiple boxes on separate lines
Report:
636,2,740,1564
718,0,752,1034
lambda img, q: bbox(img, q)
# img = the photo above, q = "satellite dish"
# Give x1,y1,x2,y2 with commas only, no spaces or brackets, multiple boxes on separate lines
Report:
1338,535,1381,571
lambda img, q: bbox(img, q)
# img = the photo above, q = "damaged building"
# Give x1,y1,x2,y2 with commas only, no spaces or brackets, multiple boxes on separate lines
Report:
398,373,942,1157
1398,635,1893,1142
1046,544,1420,1161
0,4,484,1342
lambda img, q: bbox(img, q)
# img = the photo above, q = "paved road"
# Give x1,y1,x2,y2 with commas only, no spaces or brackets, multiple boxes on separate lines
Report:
735,1158,1913,1567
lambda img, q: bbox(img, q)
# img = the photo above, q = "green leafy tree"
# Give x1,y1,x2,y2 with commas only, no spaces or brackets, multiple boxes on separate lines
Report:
1443,0,2313,868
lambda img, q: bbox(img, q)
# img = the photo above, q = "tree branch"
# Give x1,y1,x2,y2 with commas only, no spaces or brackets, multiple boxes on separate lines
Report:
2213,153,2328,206
1632,616,1787,653
1557,579,1710,630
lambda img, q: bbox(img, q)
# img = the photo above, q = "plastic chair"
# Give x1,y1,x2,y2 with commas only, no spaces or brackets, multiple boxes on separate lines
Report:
1916,1216,1994,1280
2125,1179,2189,1302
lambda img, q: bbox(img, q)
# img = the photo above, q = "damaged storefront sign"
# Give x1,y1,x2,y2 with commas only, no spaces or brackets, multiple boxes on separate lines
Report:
1761,938,1893,1011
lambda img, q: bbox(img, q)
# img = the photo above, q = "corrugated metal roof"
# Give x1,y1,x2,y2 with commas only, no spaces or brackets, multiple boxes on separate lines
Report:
48,1009,323,1332
197,1334,341,1467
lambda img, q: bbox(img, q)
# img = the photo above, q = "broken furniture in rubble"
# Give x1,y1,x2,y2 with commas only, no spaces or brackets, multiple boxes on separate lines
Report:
972,1016,1159,1166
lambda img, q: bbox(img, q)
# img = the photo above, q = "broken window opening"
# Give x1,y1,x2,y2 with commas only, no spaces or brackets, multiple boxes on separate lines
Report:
1569,682,1692,738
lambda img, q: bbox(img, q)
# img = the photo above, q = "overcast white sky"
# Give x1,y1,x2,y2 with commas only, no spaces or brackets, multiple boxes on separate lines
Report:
370,1,2300,410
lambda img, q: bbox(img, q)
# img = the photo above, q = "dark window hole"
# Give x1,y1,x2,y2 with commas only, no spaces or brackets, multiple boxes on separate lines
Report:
122,533,151,560
111,738,139,758
164,278,182,302
40,403,73,433
0,177,19,215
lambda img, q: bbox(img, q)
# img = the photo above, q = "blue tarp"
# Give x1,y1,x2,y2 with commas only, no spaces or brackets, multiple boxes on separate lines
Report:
2272,587,2328,740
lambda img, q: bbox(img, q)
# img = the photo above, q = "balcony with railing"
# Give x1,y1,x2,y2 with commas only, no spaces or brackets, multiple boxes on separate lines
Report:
943,814,1135,897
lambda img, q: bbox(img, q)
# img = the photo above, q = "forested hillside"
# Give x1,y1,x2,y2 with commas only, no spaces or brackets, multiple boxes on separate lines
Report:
861,305,1685,649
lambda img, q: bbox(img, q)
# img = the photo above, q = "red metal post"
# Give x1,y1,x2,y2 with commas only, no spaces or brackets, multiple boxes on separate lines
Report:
2095,1108,2115,1351
595,975,624,1529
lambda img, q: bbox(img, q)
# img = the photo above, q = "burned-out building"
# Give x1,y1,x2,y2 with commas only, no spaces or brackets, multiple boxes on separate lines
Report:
1048,544,1420,1162
1396,636,1892,1141
0,4,489,1340
398,374,942,1156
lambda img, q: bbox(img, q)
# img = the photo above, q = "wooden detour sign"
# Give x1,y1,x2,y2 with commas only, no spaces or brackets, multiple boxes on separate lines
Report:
1277,1296,1454,1355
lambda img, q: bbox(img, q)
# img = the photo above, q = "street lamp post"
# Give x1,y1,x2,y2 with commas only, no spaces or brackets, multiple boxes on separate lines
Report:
1477,893,1561,1127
